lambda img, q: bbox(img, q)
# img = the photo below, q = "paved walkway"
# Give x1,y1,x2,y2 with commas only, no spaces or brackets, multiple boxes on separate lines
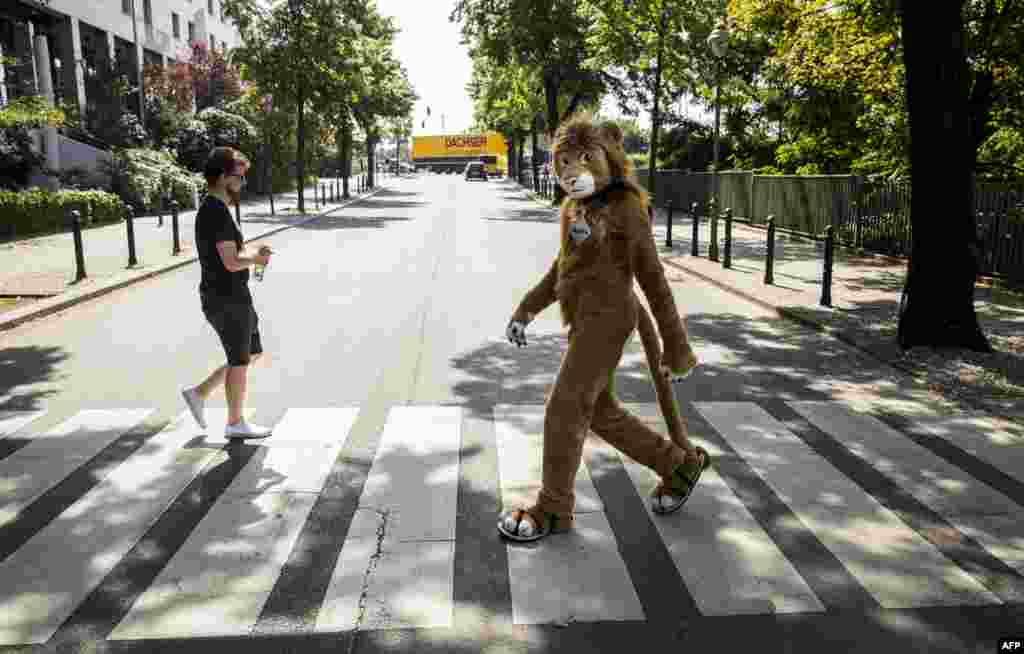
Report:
0,175,385,329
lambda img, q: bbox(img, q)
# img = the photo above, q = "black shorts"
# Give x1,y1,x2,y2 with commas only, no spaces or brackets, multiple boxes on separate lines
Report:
203,302,263,366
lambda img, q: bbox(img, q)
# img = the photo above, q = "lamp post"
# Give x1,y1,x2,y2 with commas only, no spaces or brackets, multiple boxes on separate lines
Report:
707,20,728,216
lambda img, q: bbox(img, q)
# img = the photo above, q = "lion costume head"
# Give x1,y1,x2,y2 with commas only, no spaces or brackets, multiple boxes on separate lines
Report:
552,115,634,201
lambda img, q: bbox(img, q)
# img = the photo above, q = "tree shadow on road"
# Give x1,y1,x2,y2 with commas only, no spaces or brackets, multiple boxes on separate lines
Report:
0,345,66,412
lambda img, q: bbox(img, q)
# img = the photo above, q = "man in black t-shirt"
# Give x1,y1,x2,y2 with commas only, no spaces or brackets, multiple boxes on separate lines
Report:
180,147,274,439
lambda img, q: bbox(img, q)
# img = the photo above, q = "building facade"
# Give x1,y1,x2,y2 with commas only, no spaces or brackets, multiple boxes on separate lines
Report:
1,0,244,117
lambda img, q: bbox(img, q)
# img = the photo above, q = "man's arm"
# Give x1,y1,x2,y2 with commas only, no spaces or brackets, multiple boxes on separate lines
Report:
216,241,268,272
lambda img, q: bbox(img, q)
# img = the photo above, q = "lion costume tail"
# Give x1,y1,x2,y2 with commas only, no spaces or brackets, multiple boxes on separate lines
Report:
634,292,690,449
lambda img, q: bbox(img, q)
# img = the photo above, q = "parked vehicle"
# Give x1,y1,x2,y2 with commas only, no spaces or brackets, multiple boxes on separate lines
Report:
464,161,488,181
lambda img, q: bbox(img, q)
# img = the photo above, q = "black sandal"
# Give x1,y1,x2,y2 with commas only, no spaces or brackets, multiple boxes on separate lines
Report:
497,507,562,542
651,446,710,515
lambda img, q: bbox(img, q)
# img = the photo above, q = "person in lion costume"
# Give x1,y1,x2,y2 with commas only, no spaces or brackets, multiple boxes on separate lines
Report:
499,114,710,542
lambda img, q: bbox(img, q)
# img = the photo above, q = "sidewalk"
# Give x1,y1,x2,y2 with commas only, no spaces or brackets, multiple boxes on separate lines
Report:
0,176,383,331
511,180,1024,421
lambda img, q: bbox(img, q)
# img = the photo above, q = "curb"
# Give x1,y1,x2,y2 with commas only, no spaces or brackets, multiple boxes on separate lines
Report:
0,186,386,333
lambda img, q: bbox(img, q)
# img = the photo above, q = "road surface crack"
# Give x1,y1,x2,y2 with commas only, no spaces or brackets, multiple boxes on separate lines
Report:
346,508,390,652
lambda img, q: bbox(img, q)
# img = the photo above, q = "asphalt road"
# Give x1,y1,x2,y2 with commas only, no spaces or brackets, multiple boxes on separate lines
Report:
0,173,1021,653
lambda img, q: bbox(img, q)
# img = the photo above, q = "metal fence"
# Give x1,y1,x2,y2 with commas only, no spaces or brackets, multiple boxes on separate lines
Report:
635,169,1024,283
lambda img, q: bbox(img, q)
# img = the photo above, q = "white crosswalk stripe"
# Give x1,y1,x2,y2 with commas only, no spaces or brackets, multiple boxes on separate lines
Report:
0,399,1019,645
495,405,645,625
111,408,359,640
316,405,460,632
695,401,1000,609
0,410,46,439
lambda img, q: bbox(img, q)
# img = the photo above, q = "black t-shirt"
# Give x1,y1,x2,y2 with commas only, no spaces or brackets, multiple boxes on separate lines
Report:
195,195,252,305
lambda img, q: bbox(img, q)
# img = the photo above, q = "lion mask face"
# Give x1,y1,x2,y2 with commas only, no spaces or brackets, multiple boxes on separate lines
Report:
553,118,628,201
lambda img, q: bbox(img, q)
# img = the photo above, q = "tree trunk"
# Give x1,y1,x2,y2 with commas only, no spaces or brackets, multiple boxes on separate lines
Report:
506,135,515,179
340,120,351,199
896,0,991,352
648,6,667,208
366,131,376,189
296,79,306,213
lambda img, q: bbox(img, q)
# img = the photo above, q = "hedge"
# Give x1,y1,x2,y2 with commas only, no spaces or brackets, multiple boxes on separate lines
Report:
0,189,126,240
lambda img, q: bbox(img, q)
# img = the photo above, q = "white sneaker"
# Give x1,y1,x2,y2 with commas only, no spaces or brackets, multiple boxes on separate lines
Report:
181,387,206,429
225,420,273,440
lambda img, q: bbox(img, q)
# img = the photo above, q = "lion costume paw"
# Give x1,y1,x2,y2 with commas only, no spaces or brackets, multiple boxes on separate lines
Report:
506,320,528,347
498,508,573,542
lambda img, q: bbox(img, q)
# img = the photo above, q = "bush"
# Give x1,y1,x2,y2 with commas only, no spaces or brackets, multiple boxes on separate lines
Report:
175,119,213,172
107,148,203,213
198,107,257,150
0,189,125,240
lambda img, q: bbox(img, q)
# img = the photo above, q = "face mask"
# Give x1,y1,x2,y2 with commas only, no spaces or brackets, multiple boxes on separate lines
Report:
565,172,596,200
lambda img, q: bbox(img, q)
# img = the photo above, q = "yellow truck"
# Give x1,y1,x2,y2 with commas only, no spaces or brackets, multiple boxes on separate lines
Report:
412,133,507,176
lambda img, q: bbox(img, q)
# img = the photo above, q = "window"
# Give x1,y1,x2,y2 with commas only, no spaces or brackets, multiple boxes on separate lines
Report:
122,0,131,15
143,0,152,26
208,0,215,17
188,21,195,43
172,13,180,38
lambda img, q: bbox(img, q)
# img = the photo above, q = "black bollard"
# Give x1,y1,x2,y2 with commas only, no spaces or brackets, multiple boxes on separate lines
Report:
821,225,834,307
666,200,674,248
125,205,138,267
235,201,241,225
709,199,720,262
765,215,776,285
171,200,181,255
70,208,87,281
269,185,275,216
158,197,164,227
690,202,700,257
723,207,733,269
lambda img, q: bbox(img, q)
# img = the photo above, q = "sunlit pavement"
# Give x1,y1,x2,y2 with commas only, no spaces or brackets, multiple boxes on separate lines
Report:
0,173,1020,653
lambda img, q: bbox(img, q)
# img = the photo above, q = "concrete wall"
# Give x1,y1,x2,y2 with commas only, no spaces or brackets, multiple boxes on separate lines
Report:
42,0,242,62
59,133,113,176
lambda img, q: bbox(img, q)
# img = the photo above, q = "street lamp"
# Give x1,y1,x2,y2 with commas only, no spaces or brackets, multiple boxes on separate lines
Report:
707,20,729,213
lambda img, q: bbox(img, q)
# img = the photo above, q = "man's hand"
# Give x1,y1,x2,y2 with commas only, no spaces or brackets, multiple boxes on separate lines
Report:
257,244,273,256
506,320,528,347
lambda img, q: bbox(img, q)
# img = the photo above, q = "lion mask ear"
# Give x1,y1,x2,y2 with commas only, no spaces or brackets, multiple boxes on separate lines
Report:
598,122,625,147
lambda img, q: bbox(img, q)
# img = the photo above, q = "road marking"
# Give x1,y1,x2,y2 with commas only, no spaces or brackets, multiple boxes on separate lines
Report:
695,402,1001,609
492,405,644,625
316,406,461,631
0,410,217,645
0,409,152,530
0,410,46,440
605,407,826,616
110,408,358,640
789,401,1024,594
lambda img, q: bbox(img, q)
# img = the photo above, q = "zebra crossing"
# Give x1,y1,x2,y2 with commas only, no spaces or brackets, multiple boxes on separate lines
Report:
0,399,1022,647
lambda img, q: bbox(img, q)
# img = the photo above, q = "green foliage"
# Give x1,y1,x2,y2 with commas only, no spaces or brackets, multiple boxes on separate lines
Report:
0,189,125,240
0,96,65,129
174,119,214,172
107,148,202,212
0,127,44,190
198,108,258,150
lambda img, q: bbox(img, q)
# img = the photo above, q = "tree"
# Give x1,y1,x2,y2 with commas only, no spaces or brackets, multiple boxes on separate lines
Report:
896,0,993,352
451,0,607,201
226,0,350,212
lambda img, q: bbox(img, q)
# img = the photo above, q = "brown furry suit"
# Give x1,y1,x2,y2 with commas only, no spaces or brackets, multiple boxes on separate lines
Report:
501,115,702,540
